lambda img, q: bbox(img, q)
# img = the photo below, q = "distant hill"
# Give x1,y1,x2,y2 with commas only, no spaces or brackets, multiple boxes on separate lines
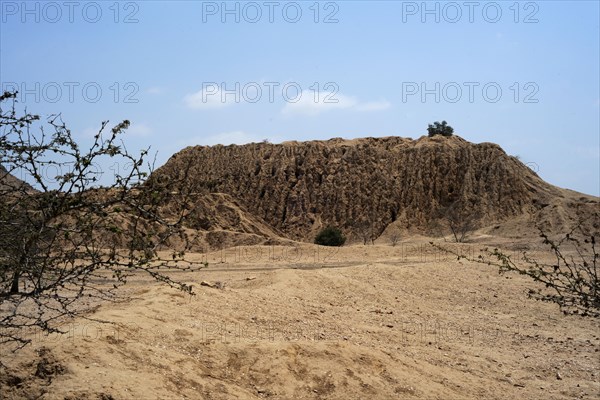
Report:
0,165,35,192
151,135,599,242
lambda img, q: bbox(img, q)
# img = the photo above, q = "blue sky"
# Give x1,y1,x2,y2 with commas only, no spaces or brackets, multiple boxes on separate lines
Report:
1,1,599,195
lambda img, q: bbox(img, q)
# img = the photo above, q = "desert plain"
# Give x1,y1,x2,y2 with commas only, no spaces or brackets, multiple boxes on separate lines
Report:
1,237,599,400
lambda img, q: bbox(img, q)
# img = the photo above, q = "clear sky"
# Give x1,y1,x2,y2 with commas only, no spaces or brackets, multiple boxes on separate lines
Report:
1,1,599,195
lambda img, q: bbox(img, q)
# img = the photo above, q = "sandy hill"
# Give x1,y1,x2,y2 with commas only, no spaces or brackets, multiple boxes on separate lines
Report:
152,135,599,242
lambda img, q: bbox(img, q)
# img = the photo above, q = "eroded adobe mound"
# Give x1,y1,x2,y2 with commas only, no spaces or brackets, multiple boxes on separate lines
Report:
153,135,596,241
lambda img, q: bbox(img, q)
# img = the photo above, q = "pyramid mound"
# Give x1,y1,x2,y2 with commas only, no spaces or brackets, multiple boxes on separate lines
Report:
153,135,598,242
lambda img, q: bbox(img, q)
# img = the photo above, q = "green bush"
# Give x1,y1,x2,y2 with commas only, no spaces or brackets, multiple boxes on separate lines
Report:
427,120,454,137
314,226,346,246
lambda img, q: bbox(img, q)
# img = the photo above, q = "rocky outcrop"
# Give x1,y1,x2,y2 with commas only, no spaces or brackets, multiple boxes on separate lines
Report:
153,135,582,241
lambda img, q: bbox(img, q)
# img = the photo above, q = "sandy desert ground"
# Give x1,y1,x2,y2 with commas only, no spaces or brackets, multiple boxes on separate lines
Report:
1,238,599,399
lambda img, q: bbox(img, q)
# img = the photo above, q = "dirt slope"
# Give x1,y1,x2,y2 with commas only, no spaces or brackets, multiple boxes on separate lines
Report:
170,192,292,251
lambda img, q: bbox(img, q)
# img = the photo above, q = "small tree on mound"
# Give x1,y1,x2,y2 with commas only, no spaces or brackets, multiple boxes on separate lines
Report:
314,226,346,247
427,121,454,137
389,228,401,247
440,202,479,243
